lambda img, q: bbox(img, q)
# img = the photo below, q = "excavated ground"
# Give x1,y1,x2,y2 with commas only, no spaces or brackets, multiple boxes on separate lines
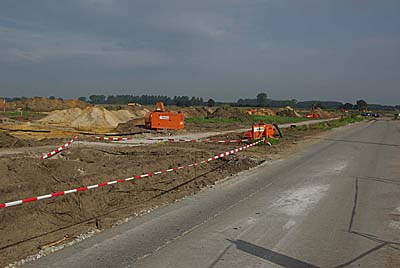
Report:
0,127,325,267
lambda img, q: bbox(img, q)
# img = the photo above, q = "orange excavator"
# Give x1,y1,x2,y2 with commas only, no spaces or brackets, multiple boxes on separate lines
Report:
244,122,282,140
145,102,184,130
304,105,320,119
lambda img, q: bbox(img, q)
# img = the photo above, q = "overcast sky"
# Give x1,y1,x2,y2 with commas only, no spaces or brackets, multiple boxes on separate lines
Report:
0,0,399,104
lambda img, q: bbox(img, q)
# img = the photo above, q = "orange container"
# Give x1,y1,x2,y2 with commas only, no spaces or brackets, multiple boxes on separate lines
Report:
145,112,184,130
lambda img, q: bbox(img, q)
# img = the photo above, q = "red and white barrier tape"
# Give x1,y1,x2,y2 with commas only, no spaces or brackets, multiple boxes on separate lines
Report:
96,136,133,141
41,137,77,159
1,139,265,209
147,137,250,143
96,136,249,143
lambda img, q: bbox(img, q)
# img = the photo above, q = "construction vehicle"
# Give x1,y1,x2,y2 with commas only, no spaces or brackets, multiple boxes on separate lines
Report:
244,122,282,140
145,102,184,130
304,105,320,119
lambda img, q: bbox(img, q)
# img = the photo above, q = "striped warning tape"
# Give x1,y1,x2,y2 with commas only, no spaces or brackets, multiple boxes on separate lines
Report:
1,139,265,209
96,136,133,141
41,137,77,160
147,137,250,143
96,136,249,143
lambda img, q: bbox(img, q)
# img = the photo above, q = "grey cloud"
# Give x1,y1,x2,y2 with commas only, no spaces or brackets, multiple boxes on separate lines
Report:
0,0,399,104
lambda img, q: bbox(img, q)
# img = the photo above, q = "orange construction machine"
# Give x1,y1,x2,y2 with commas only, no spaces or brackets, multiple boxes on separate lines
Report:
244,122,282,140
304,105,320,119
145,102,184,130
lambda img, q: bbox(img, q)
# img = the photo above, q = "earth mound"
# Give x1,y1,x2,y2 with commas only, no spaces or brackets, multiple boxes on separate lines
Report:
5,97,90,112
38,106,146,131
0,132,26,148
254,108,276,116
207,106,249,120
276,106,302,117
314,108,337,118
181,107,214,117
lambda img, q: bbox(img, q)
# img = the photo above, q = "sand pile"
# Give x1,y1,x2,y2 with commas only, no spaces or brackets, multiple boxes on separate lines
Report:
315,108,337,118
38,108,83,125
38,106,146,131
276,106,302,117
126,107,150,118
208,106,249,120
70,107,125,130
254,108,276,116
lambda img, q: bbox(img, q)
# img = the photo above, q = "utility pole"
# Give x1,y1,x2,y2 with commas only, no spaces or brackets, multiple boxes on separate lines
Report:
3,98,5,113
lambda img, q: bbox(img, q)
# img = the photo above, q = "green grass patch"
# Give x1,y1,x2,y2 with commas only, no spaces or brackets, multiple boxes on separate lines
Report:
185,117,243,124
251,115,310,124
295,115,365,131
0,111,32,117
186,115,309,125
267,137,280,145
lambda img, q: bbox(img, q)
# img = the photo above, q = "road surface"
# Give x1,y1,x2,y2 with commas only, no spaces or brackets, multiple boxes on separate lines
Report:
23,119,400,268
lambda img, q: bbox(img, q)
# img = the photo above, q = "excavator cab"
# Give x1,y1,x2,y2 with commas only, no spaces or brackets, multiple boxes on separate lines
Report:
155,102,165,112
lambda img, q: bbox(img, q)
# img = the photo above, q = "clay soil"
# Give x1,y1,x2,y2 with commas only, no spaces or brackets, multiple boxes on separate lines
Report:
0,126,326,267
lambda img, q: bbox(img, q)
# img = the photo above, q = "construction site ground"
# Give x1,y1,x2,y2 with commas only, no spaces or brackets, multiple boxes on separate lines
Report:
0,118,352,267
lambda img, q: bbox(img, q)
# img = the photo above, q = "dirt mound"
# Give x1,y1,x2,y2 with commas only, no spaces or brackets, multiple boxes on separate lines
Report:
115,107,149,120
115,119,146,133
254,108,276,116
315,108,337,118
6,97,90,112
0,132,26,148
69,107,123,130
276,106,302,117
38,108,83,125
208,106,249,120
181,107,214,118
38,106,143,131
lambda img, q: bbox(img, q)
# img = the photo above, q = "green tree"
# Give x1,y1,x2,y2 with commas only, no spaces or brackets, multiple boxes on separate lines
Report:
49,96,56,100
256,93,268,107
356,99,368,111
207,98,216,107
89,95,106,104
343,103,354,110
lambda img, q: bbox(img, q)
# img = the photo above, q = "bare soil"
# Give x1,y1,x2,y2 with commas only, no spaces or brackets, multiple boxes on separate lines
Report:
0,132,64,149
208,106,250,120
0,126,325,267
5,98,90,112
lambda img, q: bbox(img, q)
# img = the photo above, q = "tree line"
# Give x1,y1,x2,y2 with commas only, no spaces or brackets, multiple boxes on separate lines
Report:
2,93,399,111
81,94,211,107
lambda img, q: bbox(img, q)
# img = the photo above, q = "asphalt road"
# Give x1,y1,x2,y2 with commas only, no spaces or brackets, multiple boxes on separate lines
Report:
23,119,400,268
